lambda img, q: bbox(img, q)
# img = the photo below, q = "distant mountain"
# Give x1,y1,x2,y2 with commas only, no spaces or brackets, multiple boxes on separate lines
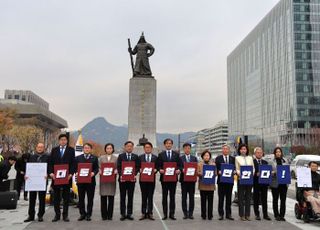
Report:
72,117,195,149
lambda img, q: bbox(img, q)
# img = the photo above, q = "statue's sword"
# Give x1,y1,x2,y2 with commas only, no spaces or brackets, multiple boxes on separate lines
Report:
128,38,134,75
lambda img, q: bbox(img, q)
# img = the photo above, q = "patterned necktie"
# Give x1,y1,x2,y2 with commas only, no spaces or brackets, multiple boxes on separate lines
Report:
60,147,64,158
148,154,150,162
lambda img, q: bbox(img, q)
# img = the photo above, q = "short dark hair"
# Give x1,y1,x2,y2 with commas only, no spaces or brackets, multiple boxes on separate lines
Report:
104,143,115,153
273,147,283,158
58,134,68,140
124,141,134,146
83,143,93,149
8,156,17,161
163,138,173,145
308,161,319,167
144,142,153,148
201,150,211,159
237,143,249,156
183,143,191,148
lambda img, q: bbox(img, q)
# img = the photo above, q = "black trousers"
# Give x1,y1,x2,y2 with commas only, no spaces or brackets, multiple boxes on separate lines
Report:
181,182,195,217
140,182,155,215
78,183,95,217
200,190,214,219
237,184,252,217
217,183,233,217
101,195,114,219
119,181,135,216
28,191,46,218
253,183,268,217
271,185,288,218
16,176,28,199
53,185,70,217
161,182,177,217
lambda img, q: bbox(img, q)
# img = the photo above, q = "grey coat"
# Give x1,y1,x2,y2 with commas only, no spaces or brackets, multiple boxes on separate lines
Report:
99,154,117,196
270,157,289,189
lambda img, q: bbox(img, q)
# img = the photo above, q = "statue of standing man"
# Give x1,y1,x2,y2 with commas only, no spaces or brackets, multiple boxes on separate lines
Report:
128,32,155,77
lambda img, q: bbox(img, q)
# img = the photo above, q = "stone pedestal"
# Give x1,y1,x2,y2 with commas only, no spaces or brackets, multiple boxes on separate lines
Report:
128,76,157,148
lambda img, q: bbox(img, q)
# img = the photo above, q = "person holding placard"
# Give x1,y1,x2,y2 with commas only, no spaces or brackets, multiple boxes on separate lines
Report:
235,144,254,221
270,147,289,221
215,144,235,221
75,143,99,221
24,143,49,223
252,147,271,221
117,141,140,221
157,138,181,220
179,143,198,220
198,150,215,220
303,161,320,218
48,134,75,222
99,143,117,220
139,142,158,221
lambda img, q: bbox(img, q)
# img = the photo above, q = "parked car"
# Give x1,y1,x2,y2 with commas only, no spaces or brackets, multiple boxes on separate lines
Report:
290,155,320,179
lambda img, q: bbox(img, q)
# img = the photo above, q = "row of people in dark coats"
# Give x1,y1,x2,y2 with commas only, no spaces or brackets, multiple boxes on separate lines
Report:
22,134,303,223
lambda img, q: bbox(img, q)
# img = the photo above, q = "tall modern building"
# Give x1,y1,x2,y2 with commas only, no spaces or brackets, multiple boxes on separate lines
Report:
227,0,320,153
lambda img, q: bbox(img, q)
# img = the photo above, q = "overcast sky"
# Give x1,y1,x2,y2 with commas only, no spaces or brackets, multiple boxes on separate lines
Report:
0,0,279,133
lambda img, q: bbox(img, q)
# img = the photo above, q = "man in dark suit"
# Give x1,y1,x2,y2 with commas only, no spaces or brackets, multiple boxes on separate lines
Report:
24,143,49,223
180,143,198,219
156,138,181,220
215,144,235,220
139,142,158,221
75,143,99,221
117,141,140,221
253,147,271,221
48,134,75,222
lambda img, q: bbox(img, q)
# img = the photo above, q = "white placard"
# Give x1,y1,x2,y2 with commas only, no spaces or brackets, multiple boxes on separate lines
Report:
186,168,195,176
79,168,90,177
25,163,47,191
103,167,113,176
297,167,312,188
142,167,153,175
222,169,233,177
123,167,133,175
165,167,175,176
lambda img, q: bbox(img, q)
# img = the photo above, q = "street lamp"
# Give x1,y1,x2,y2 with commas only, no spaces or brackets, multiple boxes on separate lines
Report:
254,127,264,151
280,108,294,153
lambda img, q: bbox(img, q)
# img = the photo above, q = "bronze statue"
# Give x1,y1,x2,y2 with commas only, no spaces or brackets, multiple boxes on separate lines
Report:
128,32,155,77
138,134,149,146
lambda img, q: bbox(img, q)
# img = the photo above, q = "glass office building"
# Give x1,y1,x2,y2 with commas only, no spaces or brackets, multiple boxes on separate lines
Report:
227,0,320,153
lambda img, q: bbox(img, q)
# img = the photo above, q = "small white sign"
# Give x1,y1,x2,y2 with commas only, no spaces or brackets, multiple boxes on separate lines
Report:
79,168,90,177
142,167,153,175
297,167,312,188
123,167,133,175
165,167,175,176
103,167,113,176
186,168,195,176
260,170,270,179
56,169,67,179
222,169,233,178
25,163,47,191
241,171,251,179
204,170,214,179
